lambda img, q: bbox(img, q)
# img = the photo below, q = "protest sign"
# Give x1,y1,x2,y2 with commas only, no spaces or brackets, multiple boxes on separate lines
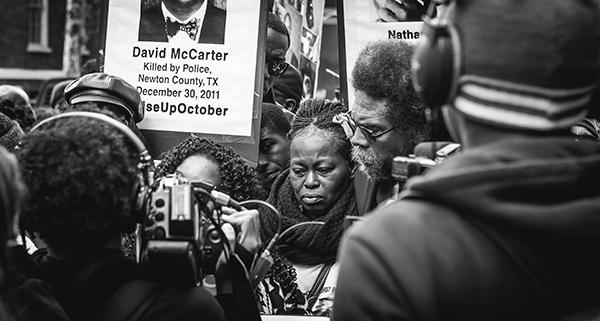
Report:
299,0,325,100
273,0,325,100
101,0,266,161
338,0,424,108
273,0,302,69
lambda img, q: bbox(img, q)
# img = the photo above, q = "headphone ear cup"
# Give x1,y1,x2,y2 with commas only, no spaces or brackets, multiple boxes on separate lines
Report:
412,20,457,110
120,177,148,233
133,178,148,224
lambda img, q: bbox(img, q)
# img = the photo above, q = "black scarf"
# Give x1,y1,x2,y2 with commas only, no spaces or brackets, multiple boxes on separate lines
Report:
262,169,358,265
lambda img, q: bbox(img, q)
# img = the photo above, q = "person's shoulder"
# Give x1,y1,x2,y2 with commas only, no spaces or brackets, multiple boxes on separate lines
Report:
350,199,437,232
148,286,225,321
346,198,460,250
103,280,225,321
2,278,71,321
138,1,167,42
207,2,226,16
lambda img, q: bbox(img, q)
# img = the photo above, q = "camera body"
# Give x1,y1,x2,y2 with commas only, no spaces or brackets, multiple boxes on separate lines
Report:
140,174,224,286
391,142,461,181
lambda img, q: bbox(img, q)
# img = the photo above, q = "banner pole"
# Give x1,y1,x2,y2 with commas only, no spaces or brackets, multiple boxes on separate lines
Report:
336,0,348,107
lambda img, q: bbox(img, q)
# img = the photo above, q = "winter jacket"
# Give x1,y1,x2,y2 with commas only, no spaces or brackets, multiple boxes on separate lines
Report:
333,137,600,321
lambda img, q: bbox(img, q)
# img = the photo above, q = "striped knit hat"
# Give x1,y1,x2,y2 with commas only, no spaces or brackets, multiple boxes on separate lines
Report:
452,0,600,131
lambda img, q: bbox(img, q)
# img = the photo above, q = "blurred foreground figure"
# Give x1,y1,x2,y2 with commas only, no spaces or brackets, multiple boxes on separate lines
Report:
333,1,600,320
17,113,224,321
0,146,70,321
0,85,36,131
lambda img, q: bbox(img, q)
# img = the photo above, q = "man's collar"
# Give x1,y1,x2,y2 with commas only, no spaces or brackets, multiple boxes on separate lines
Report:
161,1,207,24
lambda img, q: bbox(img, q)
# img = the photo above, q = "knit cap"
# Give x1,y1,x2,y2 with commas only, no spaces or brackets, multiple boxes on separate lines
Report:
0,112,24,152
452,0,600,131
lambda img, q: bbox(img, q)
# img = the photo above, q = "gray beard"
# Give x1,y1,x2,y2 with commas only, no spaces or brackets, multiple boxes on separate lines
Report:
351,146,390,181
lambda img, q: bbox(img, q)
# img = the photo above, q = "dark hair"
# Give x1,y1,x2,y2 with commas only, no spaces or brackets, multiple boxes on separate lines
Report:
261,103,291,137
17,114,139,254
273,64,303,111
33,107,60,123
267,11,290,45
289,98,352,163
70,102,147,144
155,136,266,201
0,97,36,131
352,40,430,143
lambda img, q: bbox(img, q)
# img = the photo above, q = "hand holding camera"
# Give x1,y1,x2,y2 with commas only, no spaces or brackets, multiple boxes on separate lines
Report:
220,206,262,254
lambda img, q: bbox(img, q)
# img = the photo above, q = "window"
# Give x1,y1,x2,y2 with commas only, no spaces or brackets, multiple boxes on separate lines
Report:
27,0,51,53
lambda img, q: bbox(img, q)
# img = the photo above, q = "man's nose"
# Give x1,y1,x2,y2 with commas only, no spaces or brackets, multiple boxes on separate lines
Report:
350,128,369,147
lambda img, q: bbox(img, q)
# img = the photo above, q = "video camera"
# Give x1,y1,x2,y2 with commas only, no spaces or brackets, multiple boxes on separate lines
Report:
139,174,229,286
391,142,461,182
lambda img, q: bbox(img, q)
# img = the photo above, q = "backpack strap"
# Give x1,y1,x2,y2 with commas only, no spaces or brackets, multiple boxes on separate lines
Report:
306,264,332,312
99,280,165,321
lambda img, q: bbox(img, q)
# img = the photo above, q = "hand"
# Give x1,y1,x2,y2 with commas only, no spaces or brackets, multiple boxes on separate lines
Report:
221,207,262,253
375,0,428,22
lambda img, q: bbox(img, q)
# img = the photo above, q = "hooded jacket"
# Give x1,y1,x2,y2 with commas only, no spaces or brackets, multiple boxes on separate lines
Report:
332,137,600,321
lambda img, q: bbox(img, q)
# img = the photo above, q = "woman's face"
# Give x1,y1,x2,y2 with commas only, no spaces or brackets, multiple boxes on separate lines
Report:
289,129,352,217
176,154,221,187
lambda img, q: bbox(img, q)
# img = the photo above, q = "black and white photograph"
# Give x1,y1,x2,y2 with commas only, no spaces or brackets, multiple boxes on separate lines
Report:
2,1,600,321
138,0,227,45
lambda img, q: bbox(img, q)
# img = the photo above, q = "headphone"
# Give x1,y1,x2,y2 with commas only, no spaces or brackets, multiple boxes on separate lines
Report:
411,0,461,110
29,111,154,229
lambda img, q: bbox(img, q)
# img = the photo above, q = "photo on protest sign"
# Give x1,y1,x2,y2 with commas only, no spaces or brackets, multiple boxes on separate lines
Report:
339,0,427,108
103,0,262,139
138,0,227,44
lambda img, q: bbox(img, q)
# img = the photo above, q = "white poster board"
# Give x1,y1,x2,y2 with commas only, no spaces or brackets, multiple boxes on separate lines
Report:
103,0,261,137
341,0,423,108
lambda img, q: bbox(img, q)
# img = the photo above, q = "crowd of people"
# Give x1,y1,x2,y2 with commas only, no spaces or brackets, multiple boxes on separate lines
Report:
1,0,600,321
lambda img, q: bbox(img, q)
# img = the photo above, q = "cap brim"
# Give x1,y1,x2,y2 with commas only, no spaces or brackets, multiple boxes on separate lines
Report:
70,93,134,119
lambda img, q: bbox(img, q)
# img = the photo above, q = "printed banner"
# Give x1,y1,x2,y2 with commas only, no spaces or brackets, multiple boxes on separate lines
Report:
341,0,424,108
103,0,261,136
273,0,325,100
299,0,325,100
273,0,302,69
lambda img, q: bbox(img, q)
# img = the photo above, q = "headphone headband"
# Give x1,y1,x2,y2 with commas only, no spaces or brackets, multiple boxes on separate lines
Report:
29,111,154,198
31,112,144,154
30,112,153,178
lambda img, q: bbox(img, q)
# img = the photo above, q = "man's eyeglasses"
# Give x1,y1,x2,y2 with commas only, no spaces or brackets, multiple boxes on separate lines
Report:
266,57,289,77
332,112,395,141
